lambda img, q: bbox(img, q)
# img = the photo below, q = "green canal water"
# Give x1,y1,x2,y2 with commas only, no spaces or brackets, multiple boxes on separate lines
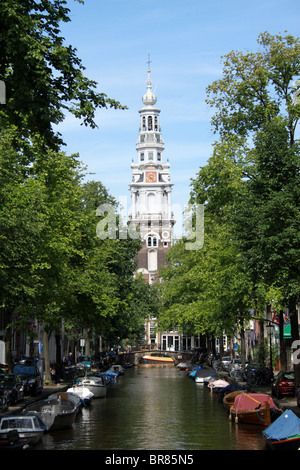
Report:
36,365,267,451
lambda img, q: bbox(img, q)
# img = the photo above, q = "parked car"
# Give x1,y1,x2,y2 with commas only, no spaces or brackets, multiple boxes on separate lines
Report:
272,371,295,399
220,356,231,371
0,373,24,405
13,363,43,397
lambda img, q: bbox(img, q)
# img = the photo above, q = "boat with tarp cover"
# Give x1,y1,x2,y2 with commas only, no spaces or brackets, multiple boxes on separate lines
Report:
262,409,300,449
230,393,281,426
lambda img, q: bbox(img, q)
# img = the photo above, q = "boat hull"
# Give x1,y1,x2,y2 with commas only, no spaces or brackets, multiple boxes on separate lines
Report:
139,354,174,365
230,405,272,426
0,415,45,445
78,378,107,398
263,435,300,450
24,398,77,431
223,391,243,410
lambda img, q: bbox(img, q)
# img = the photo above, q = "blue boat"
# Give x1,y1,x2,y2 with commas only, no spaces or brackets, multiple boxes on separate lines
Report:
262,409,300,449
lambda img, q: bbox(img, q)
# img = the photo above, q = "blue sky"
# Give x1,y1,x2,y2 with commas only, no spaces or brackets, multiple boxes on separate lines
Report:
55,0,300,237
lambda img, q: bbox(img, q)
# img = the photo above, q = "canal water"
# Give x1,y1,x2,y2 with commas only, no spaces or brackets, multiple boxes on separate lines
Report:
36,365,267,451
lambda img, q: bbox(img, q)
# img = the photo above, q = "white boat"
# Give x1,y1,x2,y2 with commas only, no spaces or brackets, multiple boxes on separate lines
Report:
67,385,94,405
77,375,107,398
195,375,212,383
110,364,125,375
0,414,45,445
24,396,77,432
48,391,82,414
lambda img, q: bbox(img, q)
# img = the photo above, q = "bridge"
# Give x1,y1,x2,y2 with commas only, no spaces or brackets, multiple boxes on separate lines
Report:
117,349,193,366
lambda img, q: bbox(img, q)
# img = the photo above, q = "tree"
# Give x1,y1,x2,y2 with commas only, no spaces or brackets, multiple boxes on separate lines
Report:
0,0,126,148
207,31,300,381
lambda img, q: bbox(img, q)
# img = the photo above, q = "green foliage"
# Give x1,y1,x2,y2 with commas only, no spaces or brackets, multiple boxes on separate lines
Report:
160,32,300,346
0,0,126,147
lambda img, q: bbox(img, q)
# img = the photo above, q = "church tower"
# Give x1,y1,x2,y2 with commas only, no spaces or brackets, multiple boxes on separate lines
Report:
129,57,175,285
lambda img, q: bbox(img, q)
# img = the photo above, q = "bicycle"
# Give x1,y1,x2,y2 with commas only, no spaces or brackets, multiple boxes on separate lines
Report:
230,366,244,382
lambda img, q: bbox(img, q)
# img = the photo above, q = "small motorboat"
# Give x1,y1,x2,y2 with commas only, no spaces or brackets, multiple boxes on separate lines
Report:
66,385,94,406
100,370,118,384
177,362,192,371
48,391,82,414
229,393,281,426
0,414,45,446
23,396,77,432
194,368,216,384
139,353,175,365
76,375,107,398
0,429,30,450
262,409,300,449
208,379,230,391
110,364,125,375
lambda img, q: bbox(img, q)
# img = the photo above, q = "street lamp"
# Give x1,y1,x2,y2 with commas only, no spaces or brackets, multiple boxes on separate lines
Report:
266,323,274,380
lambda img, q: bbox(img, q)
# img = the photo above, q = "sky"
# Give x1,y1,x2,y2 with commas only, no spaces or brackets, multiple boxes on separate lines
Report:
55,0,300,237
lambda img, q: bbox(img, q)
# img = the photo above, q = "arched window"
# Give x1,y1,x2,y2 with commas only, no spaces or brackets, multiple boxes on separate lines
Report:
148,116,153,130
147,234,159,247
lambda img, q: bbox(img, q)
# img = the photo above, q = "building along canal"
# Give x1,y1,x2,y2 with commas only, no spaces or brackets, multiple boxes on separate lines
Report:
35,365,267,450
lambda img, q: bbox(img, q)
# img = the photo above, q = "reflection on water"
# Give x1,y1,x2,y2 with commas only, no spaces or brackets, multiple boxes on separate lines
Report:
37,366,267,450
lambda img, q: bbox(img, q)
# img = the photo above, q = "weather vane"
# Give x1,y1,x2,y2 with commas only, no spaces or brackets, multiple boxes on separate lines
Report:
147,53,152,72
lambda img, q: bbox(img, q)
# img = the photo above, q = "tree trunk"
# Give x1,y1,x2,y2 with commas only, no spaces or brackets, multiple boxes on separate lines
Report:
240,328,246,365
43,324,52,383
279,310,287,370
258,320,265,368
4,308,14,373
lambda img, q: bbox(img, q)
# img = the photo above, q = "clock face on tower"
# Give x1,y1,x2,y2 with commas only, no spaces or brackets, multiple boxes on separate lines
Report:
146,171,157,183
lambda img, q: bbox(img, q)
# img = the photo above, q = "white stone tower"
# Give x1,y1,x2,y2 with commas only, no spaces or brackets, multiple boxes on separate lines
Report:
129,56,175,285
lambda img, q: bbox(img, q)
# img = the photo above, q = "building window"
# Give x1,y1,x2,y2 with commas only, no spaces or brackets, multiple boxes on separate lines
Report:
140,153,144,161
148,116,153,130
157,152,161,161
147,235,158,247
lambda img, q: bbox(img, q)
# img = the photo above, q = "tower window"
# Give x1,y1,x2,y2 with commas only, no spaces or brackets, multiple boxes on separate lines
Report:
140,153,144,161
142,117,146,131
147,235,158,247
157,152,161,161
148,116,153,130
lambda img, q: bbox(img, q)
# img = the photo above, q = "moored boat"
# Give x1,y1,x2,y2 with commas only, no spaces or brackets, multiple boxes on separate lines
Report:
177,362,192,371
0,414,45,445
0,429,30,450
23,396,77,431
229,393,281,426
48,391,82,414
262,409,300,450
207,379,230,391
139,353,175,365
67,385,94,406
223,390,244,410
110,364,125,375
77,375,107,398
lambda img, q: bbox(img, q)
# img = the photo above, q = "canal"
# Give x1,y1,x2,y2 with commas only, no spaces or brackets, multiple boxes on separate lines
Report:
35,365,267,451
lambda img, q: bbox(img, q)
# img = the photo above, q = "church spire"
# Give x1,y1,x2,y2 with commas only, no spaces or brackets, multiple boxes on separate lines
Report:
142,53,157,107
